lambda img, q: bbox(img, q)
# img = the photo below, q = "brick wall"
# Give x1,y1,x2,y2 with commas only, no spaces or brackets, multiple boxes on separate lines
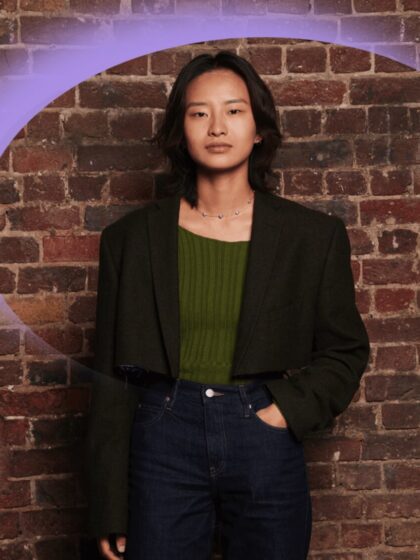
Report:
0,1,419,559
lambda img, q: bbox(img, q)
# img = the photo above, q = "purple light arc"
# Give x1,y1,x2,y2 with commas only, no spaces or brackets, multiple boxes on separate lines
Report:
0,15,417,156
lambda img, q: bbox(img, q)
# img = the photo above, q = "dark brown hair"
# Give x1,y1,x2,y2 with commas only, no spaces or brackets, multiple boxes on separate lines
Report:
149,50,282,207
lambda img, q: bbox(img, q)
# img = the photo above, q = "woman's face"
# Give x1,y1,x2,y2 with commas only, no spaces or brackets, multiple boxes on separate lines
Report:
182,69,262,175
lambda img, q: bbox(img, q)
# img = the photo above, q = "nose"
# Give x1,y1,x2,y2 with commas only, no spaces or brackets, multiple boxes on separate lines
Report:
208,112,227,136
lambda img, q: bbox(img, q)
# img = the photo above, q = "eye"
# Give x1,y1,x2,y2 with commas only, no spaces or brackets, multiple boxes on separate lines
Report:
191,112,206,117
229,109,242,115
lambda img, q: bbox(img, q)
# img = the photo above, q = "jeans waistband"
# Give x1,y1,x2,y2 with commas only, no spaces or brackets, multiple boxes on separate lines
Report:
123,368,281,405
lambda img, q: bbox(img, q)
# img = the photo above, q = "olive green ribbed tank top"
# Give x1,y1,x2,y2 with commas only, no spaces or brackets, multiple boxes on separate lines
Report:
178,224,250,385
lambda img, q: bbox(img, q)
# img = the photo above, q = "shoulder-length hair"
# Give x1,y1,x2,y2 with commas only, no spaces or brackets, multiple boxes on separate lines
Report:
149,50,282,207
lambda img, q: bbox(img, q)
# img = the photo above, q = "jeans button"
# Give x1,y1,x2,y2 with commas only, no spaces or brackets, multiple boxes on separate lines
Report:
205,388,215,397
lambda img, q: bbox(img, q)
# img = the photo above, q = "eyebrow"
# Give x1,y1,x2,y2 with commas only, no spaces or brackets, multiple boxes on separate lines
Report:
185,98,249,109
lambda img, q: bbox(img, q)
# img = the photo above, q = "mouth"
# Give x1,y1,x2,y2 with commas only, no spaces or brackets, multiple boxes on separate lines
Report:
206,144,232,151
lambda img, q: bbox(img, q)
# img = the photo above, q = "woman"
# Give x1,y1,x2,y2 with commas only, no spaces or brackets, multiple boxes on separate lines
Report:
84,51,370,560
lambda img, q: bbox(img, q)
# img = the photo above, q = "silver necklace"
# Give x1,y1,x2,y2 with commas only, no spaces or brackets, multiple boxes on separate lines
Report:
195,189,255,219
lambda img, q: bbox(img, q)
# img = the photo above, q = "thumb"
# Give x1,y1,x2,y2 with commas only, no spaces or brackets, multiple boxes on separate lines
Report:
116,535,126,553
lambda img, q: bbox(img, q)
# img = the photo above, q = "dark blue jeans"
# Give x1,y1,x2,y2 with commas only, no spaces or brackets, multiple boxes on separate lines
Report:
125,374,312,560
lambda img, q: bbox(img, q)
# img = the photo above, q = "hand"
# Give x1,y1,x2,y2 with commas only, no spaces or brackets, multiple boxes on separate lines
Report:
97,534,126,559
256,403,288,429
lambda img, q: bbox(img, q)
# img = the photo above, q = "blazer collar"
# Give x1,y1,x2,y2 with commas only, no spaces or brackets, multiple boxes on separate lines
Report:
147,188,287,378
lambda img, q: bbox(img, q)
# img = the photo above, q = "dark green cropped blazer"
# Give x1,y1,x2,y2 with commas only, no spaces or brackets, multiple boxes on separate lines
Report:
83,188,370,538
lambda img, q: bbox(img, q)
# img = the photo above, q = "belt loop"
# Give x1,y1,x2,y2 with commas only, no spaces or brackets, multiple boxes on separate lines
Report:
166,378,179,411
238,384,251,418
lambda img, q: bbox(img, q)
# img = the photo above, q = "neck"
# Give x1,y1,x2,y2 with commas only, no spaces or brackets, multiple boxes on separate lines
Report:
194,175,254,214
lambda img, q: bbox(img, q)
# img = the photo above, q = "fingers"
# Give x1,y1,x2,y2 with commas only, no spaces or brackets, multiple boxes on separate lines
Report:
97,535,126,559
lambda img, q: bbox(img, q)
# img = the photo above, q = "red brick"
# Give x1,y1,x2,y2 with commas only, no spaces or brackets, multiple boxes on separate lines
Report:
109,111,153,141
43,234,99,262
343,16,402,42
0,330,20,355
0,480,31,508
403,15,420,42
361,199,420,224
342,522,382,547
106,56,148,75
266,0,309,14
7,206,80,231
150,49,192,75
69,0,120,14
20,0,67,9
0,361,23,387
282,109,322,137
363,258,418,284
375,347,417,372
334,404,378,433
306,463,335,490
283,171,323,195
24,325,84,355
355,137,388,165
12,145,73,173
0,386,88,416
0,47,29,76
330,46,371,73
384,463,420,489
366,492,420,519
79,80,167,109
354,0,396,11
20,16,102,45
402,0,420,9
313,0,352,13
77,143,161,172
27,112,60,140
0,17,17,45
375,288,415,311
390,136,419,165
18,266,86,294
0,267,15,293
337,463,381,490
310,522,340,549
365,316,420,343
35,537,79,560
368,106,388,133
63,111,108,140
374,46,417,73
35,476,80,507
286,46,327,73
385,520,420,546
109,171,154,201
0,511,19,538
370,169,412,195
304,437,362,462
382,403,420,429
351,76,420,105
326,172,367,196
20,505,83,536
222,0,266,15
311,494,363,521
365,374,420,401
362,433,420,460
68,174,106,201
267,79,346,106
325,108,366,134
0,237,39,263
23,174,66,203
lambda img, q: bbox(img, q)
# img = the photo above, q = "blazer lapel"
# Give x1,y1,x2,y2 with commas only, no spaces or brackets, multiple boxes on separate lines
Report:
147,188,286,378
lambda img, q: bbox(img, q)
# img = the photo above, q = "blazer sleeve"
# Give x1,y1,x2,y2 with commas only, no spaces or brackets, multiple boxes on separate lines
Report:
83,227,139,538
264,217,370,442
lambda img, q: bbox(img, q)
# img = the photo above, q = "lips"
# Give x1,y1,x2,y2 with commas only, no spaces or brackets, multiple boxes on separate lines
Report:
206,143,232,148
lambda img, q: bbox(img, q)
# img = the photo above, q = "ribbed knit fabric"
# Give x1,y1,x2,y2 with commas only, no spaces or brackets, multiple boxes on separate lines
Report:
178,224,251,385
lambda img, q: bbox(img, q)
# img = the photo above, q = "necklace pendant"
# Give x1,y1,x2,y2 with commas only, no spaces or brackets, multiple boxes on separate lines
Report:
218,213,224,219
234,210,240,215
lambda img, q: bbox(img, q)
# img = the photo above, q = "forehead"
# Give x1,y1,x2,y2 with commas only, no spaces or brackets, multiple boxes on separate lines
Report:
185,69,250,101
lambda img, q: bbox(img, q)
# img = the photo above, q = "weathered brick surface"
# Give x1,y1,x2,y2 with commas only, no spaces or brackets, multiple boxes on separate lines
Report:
0,4,419,558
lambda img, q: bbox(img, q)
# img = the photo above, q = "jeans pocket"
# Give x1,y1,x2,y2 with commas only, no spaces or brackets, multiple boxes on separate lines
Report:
250,395,290,433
